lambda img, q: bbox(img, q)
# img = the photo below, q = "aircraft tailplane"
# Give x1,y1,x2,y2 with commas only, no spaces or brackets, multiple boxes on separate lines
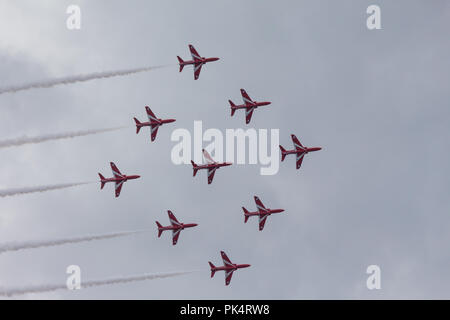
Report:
177,56,185,72
134,118,142,134
279,145,287,161
98,173,106,189
242,207,250,223
229,100,236,116
191,160,199,177
208,262,216,278
156,221,163,237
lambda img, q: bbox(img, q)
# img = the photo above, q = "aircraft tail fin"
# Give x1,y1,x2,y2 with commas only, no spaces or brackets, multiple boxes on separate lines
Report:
156,221,163,237
229,100,236,116
177,56,185,72
134,118,142,134
98,173,106,189
208,262,216,278
191,160,199,177
243,207,250,223
279,145,287,161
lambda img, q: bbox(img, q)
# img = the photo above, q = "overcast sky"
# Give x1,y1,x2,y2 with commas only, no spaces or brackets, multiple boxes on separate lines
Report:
0,0,449,299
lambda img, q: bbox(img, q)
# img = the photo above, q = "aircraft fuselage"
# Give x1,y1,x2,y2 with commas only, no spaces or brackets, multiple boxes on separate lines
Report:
181,57,220,66
245,208,284,217
195,162,232,170
136,118,176,128
158,223,198,231
212,264,251,272
101,175,141,184
284,147,322,155
233,101,271,109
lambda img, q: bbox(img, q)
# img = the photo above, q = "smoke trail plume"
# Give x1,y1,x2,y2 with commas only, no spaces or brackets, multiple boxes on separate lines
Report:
0,230,149,254
0,271,194,297
0,126,127,149
0,65,168,94
0,182,91,198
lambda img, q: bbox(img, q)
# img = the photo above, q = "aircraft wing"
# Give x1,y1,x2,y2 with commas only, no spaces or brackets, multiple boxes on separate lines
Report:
225,269,234,286
240,89,253,105
194,63,203,80
189,44,202,61
259,214,269,231
207,167,217,184
296,152,306,169
172,228,181,245
291,134,305,151
110,162,123,179
115,180,124,198
150,124,159,142
221,251,234,267
168,210,181,227
245,107,255,124
254,196,267,212
203,149,216,164
145,106,158,123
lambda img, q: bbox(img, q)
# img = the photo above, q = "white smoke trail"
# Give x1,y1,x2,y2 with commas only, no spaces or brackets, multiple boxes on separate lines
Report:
0,271,195,297
0,182,91,198
0,65,168,95
0,229,150,254
0,126,127,149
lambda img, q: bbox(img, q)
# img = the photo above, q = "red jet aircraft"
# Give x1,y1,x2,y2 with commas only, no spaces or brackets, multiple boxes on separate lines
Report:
98,162,140,197
156,210,198,245
229,89,271,124
133,106,176,142
177,44,219,80
242,196,285,231
208,251,251,286
279,134,322,169
191,149,232,184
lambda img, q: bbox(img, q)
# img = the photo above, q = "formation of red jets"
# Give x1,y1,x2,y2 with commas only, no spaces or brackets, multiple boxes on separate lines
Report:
96,44,321,286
